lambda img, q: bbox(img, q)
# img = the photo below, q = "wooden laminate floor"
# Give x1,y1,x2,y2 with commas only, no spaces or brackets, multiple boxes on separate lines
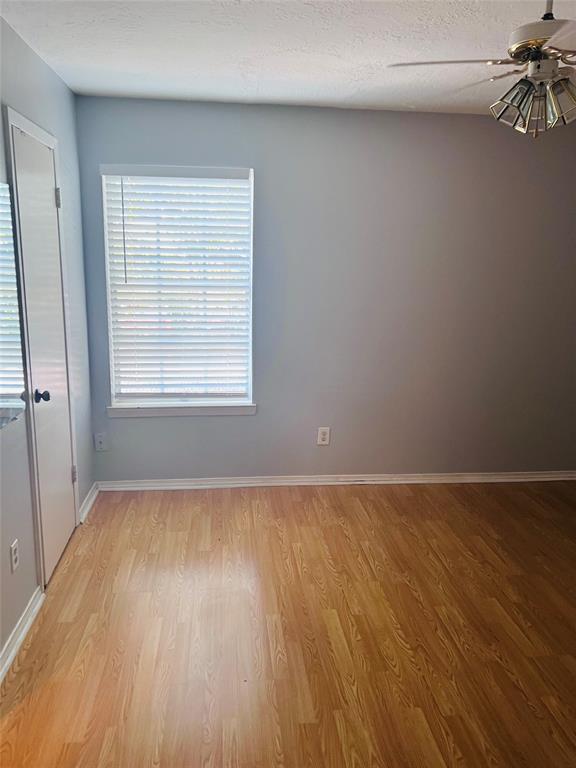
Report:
1,482,576,767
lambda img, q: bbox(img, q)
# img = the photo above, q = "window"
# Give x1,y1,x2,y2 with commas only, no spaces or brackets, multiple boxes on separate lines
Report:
0,183,25,408
102,167,254,414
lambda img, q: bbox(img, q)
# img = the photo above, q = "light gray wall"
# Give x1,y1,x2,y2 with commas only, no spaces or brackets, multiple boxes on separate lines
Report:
1,19,92,501
0,19,92,646
77,97,576,481
0,20,37,648
0,416,37,647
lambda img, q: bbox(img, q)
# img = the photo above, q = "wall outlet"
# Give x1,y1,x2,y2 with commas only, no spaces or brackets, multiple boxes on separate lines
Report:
317,427,331,446
10,539,19,573
94,432,108,452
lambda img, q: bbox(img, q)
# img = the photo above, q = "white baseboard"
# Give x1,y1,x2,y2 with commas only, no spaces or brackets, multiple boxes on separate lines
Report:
0,586,45,684
95,470,576,492
78,482,99,523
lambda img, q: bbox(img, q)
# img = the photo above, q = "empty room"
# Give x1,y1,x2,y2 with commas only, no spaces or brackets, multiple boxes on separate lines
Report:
0,1,575,766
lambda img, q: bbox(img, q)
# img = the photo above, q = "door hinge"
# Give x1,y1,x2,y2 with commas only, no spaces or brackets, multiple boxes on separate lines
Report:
71,464,77,484
55,187,62,209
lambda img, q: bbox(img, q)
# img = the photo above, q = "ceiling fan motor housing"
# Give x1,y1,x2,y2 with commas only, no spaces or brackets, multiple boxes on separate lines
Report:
508,18,568,59
527,58,560,79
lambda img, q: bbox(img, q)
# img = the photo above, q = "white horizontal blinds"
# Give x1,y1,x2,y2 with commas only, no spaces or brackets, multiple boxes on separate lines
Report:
0,185,25,400
103,172,253,403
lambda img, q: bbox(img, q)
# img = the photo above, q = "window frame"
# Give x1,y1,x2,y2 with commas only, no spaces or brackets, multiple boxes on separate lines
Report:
100,164,255,417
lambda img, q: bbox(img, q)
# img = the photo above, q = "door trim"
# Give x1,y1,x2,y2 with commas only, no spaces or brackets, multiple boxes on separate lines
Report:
4,107,80,586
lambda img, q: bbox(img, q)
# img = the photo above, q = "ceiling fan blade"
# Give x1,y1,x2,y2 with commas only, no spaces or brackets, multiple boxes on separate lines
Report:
544,20,576,53
487,69,527,82
455,69,526,93
389,58,515,68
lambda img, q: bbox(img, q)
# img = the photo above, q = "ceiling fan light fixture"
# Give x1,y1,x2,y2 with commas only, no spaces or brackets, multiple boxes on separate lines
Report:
491,69,576,137
391,0,576,138
489,3,576,138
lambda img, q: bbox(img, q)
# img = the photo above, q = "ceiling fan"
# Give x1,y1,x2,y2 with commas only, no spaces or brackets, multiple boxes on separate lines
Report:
390,0,576,137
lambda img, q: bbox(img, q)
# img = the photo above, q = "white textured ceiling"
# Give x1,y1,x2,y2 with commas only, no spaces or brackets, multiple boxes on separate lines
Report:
2,0,576,114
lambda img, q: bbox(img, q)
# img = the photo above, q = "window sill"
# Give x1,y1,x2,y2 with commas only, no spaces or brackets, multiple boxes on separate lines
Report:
107,403,257,418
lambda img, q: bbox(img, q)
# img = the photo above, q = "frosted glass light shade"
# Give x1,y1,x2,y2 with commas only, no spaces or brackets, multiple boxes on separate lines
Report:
490,78,535,131
546,77,576,127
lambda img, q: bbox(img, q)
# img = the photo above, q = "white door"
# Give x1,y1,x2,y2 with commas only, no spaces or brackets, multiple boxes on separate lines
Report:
10,121,76,582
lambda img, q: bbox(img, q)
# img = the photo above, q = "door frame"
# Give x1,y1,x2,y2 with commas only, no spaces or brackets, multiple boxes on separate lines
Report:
4,107,80,586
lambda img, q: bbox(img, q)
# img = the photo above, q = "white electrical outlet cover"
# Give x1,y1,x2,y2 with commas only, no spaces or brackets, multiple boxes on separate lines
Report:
94,432,108,451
